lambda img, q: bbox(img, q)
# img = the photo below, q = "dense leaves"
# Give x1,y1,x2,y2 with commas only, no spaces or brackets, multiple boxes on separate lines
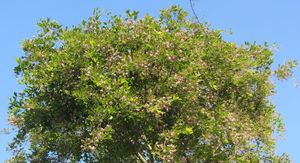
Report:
8,6,294,162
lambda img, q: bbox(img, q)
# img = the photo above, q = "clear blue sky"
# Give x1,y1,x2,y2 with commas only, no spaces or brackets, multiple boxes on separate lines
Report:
1,0,299,161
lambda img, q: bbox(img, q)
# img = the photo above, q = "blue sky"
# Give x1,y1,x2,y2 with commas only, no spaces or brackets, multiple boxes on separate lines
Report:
0,0,299,161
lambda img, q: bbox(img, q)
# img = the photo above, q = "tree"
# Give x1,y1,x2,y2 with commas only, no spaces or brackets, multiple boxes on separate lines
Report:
8,6,296,162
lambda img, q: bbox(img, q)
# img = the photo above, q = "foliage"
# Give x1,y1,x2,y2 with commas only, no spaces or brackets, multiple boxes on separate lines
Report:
8,6,295,162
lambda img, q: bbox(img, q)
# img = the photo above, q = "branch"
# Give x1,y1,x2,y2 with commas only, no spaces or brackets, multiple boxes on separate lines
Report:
189,0,200,23
141,134,155,163
137,152,147,163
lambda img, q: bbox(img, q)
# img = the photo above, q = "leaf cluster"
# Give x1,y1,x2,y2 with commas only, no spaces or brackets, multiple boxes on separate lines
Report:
8,6,294,162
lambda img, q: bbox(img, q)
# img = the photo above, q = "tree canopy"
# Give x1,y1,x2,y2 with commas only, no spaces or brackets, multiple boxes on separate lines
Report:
8,6,295,162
